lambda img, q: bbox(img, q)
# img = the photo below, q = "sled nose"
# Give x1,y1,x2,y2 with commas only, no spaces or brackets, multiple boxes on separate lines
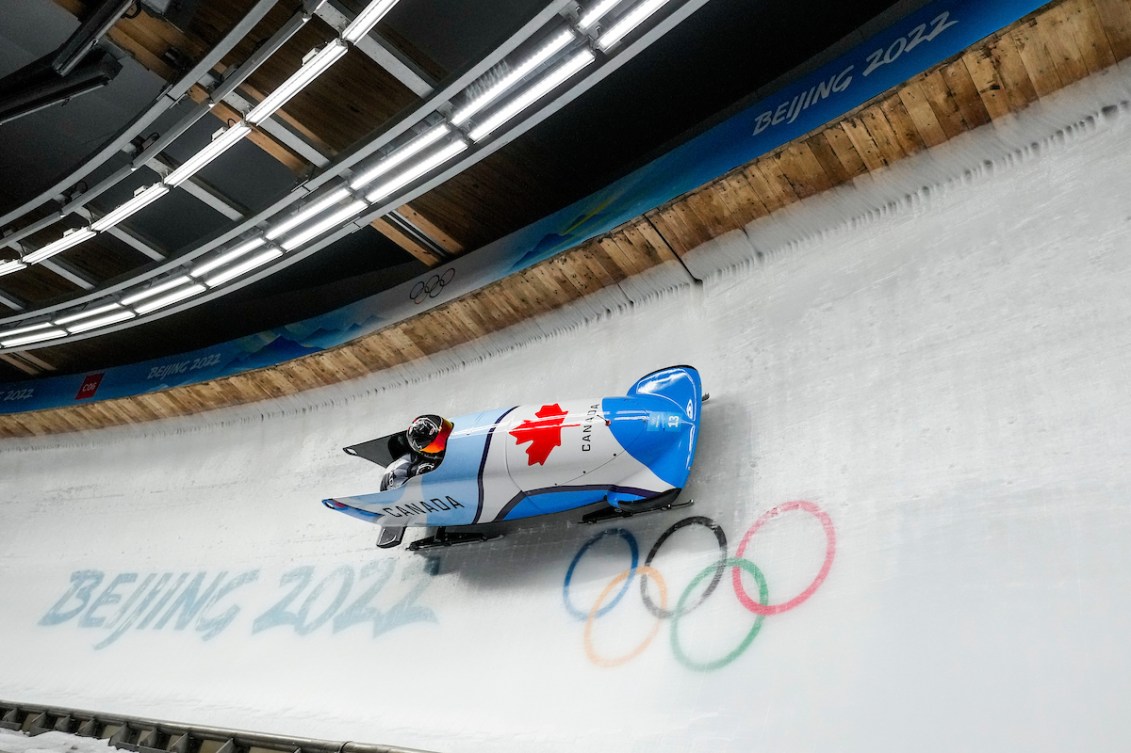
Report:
605,401,697,489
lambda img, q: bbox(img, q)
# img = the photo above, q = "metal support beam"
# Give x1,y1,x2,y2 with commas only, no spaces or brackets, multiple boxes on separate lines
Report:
314,1,436,97
0,0,576,327
40,258,97,290
0,50,122,127
221,91,331,167
107,227,167,261
0,290,26,311
0,0,280,229
51,0,135,77
150,156,247,220
70,207,168,261
387,209,452,260
175,177,247,220
132,1,319,168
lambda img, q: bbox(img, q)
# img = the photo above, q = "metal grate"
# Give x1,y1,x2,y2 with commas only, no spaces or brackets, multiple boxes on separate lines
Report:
0,701,435,753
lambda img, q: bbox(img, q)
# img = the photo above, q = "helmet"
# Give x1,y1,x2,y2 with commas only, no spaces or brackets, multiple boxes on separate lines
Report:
407,414,453,458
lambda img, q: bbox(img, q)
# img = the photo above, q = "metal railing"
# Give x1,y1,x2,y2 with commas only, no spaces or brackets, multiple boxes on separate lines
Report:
0,700,436,753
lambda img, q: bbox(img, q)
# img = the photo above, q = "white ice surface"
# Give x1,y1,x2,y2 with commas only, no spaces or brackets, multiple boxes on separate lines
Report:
3,63,1131,753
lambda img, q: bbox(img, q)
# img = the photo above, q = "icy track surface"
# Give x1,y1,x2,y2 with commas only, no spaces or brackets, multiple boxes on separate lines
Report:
3,64,1131,753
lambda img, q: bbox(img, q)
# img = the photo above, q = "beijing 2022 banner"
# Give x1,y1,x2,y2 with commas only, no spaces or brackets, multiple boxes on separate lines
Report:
0,0,1050,413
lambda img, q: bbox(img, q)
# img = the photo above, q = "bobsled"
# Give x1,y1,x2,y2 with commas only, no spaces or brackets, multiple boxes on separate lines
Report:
322,365,704,550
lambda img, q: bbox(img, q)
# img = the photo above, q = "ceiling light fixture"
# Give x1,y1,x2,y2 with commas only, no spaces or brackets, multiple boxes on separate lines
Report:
163,123,252,187
134,283,207,314
341,0,400,44
266,187,352,240
0,321,54,339
120,275,194,306
349,124,451,189
23,227,96,264
468,49,596,141
0,260,27,277
65,309,136,334
280,199,368,251
204,247,284,287
1,328,67,348
579,0,623,30
245,40,348,125
451,30,576,126
363,140,468,205
190,237,268,278
54,302,125,326
91,184,170,232
596,0,674,50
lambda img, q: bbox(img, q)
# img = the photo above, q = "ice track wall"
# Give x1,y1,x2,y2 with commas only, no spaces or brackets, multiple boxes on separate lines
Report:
3,65,1131,753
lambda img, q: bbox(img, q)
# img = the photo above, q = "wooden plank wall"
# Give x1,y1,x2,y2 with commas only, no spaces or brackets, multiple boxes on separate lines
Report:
2,0,1127,438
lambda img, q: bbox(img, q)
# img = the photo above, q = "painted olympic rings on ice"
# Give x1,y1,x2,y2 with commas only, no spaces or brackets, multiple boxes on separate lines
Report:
671,558,767,672
640,516,727,619
585,566,666,667
562,527,639,621
409,268,455,304
732,500,836,616
562,502,836,670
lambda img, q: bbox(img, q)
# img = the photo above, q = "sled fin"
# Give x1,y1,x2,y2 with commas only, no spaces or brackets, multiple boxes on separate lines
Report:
343,431,411,467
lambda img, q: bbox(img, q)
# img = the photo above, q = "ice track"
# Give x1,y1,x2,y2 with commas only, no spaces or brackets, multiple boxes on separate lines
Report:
3,63,1131,753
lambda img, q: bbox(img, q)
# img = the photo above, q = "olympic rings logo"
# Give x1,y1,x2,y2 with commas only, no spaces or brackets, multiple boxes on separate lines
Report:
409,268,455,304
562,501,836,671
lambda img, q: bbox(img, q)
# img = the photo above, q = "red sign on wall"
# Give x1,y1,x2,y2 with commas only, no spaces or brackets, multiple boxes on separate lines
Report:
75,373,104,400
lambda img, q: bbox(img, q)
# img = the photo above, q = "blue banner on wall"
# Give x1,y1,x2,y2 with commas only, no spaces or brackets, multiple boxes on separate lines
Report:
0,0,1050,415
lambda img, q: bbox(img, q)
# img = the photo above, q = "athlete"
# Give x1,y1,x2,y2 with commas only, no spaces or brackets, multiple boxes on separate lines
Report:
380,414,453,491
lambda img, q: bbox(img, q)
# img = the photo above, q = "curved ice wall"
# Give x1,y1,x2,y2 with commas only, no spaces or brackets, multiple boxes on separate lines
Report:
2,64,1131,753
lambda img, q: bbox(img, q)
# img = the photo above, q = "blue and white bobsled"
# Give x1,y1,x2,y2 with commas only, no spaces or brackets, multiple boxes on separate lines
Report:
322,365,703,550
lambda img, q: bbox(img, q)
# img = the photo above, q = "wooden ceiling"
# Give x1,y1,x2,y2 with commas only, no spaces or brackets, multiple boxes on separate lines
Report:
0,0,1127,436
0,0,911,379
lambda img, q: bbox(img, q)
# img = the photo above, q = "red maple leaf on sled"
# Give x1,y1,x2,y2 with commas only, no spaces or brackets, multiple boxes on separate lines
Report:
509,403,574,466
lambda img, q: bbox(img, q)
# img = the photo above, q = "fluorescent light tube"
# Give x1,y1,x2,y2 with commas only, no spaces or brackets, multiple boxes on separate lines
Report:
597,0,674,50
266,188,352,240
341,0,399,43
164,123,251,187
91,184,170,232
363,140,468,204
0,260,27,277
54,302,125,326
280,199,367,251
1,329,67,347
246,41,347,124
191,238,268,277
120,275,194,306
23,227,96,264
452,30,575,126
65,309,136,334
579,0,623,30
0,321,54,339
134,283,207,314
204,248,284,287
349,124,451,189
468,49,595,141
